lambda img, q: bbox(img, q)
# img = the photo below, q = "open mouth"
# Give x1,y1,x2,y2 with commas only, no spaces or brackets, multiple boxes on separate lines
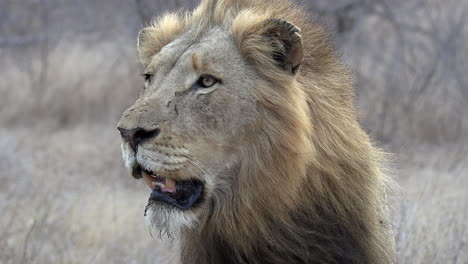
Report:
136,166,204,210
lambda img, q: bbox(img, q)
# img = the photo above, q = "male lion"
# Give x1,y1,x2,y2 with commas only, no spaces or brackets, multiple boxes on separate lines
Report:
117,0,396,263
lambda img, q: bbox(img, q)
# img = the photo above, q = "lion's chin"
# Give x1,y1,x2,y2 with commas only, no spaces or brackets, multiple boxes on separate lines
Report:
144,201,199,238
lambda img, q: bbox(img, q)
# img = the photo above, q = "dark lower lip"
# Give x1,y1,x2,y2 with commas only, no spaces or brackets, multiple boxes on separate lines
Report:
149,180,204,210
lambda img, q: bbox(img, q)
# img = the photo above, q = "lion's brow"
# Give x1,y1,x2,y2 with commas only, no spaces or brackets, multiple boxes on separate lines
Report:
191,52,202,72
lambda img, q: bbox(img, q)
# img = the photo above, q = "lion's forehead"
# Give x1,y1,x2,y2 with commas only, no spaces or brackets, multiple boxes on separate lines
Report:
149,28,236,73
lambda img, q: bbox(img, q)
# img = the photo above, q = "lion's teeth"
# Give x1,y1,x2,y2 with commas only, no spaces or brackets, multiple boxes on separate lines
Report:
142,170,177,193
162,178,177,193
153,182,166,189
142,170,155,190
153,180,176,193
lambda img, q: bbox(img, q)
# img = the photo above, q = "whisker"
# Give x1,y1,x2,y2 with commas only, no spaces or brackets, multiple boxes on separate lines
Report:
183,156,216,179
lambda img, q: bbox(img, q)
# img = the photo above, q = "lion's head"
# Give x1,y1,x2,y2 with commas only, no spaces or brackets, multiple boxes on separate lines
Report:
118,0,394,262
118,5,312,236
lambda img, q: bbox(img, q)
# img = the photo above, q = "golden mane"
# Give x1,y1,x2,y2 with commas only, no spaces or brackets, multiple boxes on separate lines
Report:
137,0,395,263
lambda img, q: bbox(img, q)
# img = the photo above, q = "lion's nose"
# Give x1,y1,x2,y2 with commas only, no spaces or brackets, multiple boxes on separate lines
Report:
118,127,161,151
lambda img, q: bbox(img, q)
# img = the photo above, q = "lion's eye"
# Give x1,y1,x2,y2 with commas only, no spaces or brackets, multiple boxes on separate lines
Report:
197,75,219,88
142,73,154,85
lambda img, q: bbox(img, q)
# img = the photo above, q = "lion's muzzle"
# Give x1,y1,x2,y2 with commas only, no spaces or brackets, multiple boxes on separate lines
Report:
118,126,161,152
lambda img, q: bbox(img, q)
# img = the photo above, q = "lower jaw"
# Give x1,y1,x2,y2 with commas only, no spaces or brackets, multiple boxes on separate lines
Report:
141,173,204,210
144,202,198,238
138,168,205,210
148,181,204,210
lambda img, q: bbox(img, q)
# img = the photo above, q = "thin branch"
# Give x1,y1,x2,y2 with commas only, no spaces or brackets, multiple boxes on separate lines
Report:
0,35,44,47
20,220,37,264
409,7,467,104
37,0,49,97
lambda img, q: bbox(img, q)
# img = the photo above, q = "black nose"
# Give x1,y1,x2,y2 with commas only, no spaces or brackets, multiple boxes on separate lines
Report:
118,127,160,151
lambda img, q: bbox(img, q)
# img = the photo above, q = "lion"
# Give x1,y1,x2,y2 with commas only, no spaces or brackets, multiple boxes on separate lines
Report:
117,0,396,263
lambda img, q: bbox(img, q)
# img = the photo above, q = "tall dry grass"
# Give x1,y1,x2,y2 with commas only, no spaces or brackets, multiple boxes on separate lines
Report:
0,126,179,263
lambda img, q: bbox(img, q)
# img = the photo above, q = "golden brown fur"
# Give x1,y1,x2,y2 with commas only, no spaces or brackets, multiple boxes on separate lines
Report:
119,0,395,263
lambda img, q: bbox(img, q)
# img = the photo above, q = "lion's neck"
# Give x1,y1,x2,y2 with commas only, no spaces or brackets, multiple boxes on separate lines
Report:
180,232,241,264
181,212,367,264
180,174,383,264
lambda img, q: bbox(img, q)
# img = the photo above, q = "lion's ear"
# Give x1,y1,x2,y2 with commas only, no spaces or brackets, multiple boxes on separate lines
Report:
264,19,303,75
137,13,184,66
137,28,157,66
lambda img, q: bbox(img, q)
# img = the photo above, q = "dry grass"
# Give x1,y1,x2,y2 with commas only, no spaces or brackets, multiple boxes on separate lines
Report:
0,125,178,264
392,145,468,263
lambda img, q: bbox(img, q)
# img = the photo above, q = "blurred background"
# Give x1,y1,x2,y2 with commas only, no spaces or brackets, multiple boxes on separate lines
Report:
1,0,467,263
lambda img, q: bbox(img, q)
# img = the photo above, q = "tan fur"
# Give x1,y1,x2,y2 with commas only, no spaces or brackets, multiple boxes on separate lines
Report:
118,0,396,263
138,13,185,66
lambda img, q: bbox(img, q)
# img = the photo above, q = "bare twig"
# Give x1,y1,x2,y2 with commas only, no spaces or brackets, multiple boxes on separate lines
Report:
0,35,45,47
20,220,37,264
36,0,49,98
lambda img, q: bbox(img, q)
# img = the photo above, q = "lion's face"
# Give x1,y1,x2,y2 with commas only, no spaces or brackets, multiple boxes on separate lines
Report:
118,8,309,237
118,28,260,236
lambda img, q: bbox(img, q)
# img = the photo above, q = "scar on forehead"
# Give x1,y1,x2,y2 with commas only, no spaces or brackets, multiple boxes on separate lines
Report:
191,53,202,72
